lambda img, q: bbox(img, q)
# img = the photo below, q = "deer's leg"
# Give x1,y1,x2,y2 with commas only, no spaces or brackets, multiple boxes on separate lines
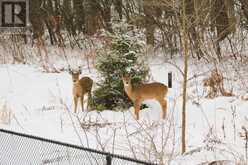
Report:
87,92,92,111
80,95,84,112
74,96,78,113
134,100,141,120
159,99,167,119
219,82,226,96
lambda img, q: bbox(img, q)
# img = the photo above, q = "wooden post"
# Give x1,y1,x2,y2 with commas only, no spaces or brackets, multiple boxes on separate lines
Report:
168,72,172,88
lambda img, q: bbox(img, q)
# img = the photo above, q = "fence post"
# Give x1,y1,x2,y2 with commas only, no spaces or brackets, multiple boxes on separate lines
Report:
106,154,112,165
168,72,172,88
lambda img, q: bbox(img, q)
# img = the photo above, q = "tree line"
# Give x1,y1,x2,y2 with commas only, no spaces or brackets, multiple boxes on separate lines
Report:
29,0,248,60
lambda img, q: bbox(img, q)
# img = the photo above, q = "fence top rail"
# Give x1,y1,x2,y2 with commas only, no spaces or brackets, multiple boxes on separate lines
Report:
0,129,157,165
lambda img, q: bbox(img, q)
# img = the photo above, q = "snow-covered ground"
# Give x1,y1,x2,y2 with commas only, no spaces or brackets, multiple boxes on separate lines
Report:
0,53,248,164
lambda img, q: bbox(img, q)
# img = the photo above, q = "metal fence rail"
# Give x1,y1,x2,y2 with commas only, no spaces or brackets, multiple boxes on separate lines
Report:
0,129,156,165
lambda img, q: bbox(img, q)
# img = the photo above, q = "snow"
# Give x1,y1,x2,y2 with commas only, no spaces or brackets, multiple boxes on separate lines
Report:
0,54,248,164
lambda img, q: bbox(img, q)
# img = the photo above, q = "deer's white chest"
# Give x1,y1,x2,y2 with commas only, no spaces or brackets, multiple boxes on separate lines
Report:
124,86,134,100
73,83,82,97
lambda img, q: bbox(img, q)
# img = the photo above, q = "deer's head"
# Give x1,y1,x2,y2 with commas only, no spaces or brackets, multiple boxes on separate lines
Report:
69,67,82,83
122,74,132,87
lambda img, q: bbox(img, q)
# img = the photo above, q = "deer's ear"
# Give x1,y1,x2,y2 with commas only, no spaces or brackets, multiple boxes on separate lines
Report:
121,74,127,80
78,66,82,74
124,73,131,79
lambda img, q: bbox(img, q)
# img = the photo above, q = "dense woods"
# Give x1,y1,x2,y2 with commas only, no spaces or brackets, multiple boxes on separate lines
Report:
27,0,248,61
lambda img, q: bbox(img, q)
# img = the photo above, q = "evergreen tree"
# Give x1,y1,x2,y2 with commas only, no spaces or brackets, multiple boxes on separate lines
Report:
93,33,149,111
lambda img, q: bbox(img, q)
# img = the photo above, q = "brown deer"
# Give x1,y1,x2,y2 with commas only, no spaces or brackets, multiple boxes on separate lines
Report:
69,68,93,113
122,75,168,120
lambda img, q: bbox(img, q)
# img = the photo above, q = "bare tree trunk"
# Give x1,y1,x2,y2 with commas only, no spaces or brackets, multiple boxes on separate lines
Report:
145,23,155,46
73,0,84,33
143,0,162,47
181,0,189,154
101,0,113,33
54,0,60,14
30,0,44,40
114,0,123,20
61,0,76,36
84,0,101,35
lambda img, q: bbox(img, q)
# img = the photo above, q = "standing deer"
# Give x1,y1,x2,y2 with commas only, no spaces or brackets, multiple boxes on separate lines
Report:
122,75,168,120
69,68,93,113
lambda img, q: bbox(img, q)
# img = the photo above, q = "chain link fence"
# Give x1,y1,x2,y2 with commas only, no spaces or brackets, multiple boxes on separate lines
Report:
0,129,157,165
